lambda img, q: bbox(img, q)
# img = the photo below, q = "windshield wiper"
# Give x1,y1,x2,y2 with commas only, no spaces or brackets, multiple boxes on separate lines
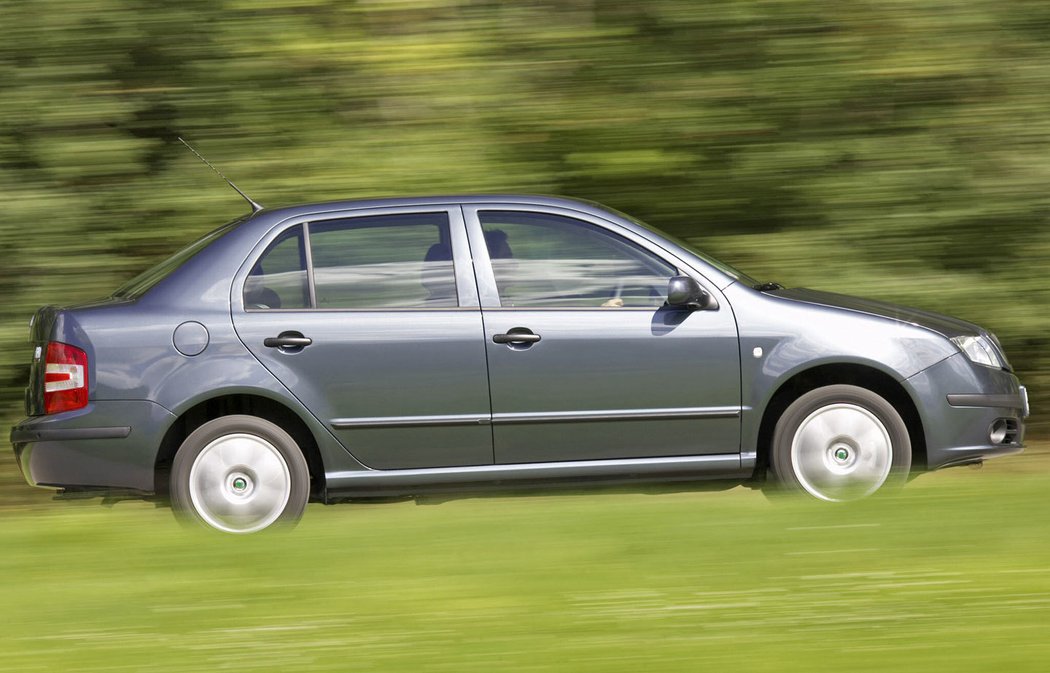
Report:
754,281,784,292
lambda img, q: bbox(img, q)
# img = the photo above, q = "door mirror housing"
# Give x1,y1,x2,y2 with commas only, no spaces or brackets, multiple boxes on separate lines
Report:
667,275,715,310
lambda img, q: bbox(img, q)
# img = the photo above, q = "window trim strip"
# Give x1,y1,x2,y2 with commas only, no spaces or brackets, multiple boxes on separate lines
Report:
302,222,318,308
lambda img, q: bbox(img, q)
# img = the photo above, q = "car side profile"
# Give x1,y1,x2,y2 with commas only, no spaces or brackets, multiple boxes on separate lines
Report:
10,195,1029,533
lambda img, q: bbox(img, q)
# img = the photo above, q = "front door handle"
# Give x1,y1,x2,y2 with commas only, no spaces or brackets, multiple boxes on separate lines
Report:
264,331,313,351
492,328,541,345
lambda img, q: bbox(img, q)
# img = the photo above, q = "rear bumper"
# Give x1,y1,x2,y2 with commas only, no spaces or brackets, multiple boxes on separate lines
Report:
10,400,175,492
906,354,1027,470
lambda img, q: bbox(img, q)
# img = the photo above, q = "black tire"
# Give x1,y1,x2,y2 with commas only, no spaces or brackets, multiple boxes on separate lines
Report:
768,384,911,501
170,415,310,533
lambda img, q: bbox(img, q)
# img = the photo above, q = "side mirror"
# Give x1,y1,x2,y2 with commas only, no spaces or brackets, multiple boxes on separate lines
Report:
666,275,714,310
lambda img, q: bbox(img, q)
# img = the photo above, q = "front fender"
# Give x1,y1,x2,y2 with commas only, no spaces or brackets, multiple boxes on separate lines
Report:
723,284,957,457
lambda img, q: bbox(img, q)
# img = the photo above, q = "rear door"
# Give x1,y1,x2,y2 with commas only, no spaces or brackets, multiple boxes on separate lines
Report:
232,206,493,470
464,205,741,464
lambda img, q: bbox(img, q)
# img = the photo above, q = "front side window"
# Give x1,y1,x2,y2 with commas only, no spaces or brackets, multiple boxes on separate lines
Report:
310,212,456,309
479,211,676,308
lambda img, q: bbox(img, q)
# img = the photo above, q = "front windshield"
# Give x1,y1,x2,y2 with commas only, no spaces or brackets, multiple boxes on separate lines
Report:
612,209,760,286
112,216,245,299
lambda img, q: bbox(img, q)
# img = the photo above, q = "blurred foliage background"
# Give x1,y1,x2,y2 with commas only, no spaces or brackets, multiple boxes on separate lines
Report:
3,4,1050,670
2,0,1047,457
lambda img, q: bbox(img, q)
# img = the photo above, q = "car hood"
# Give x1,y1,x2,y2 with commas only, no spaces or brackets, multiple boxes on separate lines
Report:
770,288,983,339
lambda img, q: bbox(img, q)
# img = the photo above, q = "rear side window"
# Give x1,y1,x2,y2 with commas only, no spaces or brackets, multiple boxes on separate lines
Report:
244,226,310,309
243,212,457,310
310,213,455,309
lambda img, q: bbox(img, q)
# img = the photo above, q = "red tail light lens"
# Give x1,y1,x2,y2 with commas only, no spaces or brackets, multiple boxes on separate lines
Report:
44,342,88,414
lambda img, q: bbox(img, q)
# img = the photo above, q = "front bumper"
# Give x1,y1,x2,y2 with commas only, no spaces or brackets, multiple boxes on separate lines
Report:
10,400,176,492
906,354,1027,470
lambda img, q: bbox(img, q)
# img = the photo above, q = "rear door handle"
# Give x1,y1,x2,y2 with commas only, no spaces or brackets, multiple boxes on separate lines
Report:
264,332,312,350
492,328,541,345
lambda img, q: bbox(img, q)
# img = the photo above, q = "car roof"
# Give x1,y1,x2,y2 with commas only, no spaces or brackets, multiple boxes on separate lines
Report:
221,193,739,291
245,194,613,226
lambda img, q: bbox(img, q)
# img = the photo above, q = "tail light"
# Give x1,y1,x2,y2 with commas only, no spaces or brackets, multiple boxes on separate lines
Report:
44,342,88,414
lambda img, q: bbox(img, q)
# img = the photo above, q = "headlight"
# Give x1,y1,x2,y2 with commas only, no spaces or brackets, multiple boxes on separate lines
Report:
950,335,1004,369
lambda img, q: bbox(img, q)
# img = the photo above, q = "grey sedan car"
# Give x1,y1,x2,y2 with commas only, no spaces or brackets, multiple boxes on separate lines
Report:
10,195,1029,532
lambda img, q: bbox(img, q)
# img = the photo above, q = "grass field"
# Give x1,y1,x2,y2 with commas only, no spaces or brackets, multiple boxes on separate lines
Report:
2,446,1049,672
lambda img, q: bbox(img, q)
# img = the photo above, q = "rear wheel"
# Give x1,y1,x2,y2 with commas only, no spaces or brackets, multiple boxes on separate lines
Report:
170,415,310,533
769,385,911,501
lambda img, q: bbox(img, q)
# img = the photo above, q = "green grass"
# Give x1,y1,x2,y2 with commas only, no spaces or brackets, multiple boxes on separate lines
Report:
2,448,1049,672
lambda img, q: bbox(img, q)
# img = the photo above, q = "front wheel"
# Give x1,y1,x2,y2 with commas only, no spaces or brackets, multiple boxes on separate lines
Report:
170,415,310,533
769,385,911,501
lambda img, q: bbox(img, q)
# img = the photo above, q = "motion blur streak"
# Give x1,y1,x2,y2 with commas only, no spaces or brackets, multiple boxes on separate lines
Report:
1,2,1047,667
1,1,1048,437
2,452,1050,671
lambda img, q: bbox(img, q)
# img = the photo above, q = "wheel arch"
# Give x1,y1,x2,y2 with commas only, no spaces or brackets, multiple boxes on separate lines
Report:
755,363,927,476
153,393,326,500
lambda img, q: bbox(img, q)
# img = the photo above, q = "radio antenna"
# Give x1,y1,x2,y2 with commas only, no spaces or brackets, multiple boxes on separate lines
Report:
177,137,264,214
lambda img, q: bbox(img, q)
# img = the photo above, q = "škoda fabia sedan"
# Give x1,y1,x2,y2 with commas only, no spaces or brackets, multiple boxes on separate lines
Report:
10,195,1029,532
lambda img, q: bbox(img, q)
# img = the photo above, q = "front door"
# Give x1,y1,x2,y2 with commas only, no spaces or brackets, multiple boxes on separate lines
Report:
464,206,741,464
232,206,493,470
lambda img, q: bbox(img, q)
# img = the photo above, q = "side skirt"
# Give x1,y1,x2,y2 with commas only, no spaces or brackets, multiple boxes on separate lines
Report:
325,453,753,499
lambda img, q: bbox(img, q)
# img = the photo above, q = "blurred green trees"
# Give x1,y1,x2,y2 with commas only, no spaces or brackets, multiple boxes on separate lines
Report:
2,0,1047,429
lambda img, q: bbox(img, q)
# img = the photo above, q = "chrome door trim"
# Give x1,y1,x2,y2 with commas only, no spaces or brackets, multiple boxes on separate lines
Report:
491,406,741,424
329,406,741,429
331,414,491,429
326,453,753,495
